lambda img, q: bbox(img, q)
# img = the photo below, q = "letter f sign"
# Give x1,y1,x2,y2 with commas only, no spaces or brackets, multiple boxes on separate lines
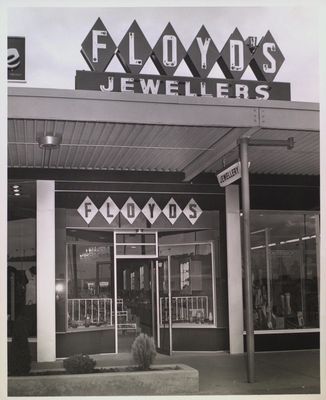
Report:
92,30,107,62
81,18,116,72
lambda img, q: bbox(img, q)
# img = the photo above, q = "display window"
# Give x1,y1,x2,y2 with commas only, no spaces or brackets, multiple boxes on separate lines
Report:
66,231,114,331
249,211,319,331
7,181,37,338
159,242,216,328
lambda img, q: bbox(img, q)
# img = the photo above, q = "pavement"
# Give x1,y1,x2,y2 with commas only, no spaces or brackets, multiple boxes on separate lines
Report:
31,349,321,396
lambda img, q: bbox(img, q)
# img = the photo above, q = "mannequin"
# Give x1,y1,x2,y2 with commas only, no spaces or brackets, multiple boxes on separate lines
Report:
24,266,36,336
25,267,36,306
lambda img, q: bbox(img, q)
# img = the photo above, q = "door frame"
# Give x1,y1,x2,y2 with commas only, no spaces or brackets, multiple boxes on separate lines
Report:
154,257,172,355
113,230,158,353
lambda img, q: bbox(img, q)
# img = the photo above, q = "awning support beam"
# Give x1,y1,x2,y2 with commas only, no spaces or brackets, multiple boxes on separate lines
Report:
246,137,294,149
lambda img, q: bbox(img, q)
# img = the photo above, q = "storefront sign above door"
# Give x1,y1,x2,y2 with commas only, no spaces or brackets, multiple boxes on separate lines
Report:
75,19,290,100
77,195,202,226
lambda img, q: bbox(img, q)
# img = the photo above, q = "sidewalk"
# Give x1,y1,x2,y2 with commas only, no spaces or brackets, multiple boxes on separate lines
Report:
32,349,320,395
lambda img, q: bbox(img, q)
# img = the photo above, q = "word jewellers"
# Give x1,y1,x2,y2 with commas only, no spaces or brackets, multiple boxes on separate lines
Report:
75,19,290,100
78,196,203,225
81,72,274,99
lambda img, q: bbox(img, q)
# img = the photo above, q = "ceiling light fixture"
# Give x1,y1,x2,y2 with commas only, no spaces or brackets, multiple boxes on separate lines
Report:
37,135,62,149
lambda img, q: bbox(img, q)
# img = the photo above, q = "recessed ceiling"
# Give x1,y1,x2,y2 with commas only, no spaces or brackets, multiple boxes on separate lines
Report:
8,119,319,177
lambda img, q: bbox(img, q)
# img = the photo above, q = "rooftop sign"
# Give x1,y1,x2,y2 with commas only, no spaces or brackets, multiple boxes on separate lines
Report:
76,19,290,100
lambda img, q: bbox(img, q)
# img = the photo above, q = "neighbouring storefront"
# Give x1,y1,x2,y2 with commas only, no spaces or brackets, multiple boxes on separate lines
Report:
7,15,320,362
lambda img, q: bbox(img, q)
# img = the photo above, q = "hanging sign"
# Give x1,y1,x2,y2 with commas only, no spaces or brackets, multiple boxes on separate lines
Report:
8,37,25,81
217,161,242,187
76,19,290,100
77,196,202,226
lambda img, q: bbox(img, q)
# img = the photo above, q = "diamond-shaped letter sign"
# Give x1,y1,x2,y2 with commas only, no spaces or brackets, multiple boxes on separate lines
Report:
250,31,285,82
116,20,152,74
151,22,186,76
121,197,141,224
99,196,119,224
142,197,161,225
185,25,219,78
81,17,116,72
78,196,98,224
163,198,182,225
183,198,202,225
218,28,251,80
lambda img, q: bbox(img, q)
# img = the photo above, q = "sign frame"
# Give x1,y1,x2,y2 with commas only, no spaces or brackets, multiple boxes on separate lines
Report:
216,161,242,187
76,19,291,101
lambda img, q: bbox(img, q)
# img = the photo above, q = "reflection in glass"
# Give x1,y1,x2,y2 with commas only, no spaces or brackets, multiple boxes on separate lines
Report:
116,245,157,256
8,181,36,338
116,233,156,244
159,243,215,327
67,242,114,330
249,212,319,330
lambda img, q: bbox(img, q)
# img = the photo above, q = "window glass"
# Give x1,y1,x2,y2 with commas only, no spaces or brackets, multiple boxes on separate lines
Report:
116,244,157,256
249,212,319,330
115,232,157,257
139,266,145,290
159,243,215,327
66,241,114,331
8,181,36,338
116,233,156,244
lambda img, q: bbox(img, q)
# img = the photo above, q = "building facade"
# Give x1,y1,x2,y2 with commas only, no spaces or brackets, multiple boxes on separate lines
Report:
7,15,320,362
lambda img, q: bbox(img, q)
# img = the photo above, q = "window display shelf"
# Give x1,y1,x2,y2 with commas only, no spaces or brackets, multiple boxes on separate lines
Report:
244,328,320,335
66,325,115,333
8,256,36,262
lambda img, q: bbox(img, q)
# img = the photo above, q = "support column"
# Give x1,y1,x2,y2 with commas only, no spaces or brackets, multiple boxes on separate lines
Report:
240,138,255,383
225,185,244,354
37,180,56,362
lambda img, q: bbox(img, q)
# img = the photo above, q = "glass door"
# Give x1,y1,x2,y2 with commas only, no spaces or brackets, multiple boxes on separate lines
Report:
154,257,172,355
114,231,158,353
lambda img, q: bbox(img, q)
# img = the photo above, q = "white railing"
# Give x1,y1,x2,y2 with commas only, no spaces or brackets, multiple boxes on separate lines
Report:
68,298,113,326
160,296,209,324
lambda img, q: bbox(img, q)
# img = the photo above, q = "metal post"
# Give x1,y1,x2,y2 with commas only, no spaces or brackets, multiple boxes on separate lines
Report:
239,137,255,383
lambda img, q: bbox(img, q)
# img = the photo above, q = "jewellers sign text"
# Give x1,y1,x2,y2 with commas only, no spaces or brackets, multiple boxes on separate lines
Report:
76,19,290,100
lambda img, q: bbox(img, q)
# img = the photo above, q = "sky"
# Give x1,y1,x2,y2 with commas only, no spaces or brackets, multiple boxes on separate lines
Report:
7,5,320,102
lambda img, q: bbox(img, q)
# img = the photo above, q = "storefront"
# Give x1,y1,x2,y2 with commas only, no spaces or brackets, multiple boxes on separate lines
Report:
54,183,225,357
7,15,320,362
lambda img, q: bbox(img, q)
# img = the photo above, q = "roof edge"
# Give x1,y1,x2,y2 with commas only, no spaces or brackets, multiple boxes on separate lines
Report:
8,86,320,112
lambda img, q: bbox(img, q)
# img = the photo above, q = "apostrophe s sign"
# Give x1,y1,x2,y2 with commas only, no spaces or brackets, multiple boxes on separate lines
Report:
8,37,25,81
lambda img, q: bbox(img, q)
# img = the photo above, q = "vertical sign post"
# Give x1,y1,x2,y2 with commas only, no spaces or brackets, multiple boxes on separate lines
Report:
239,137,255,383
